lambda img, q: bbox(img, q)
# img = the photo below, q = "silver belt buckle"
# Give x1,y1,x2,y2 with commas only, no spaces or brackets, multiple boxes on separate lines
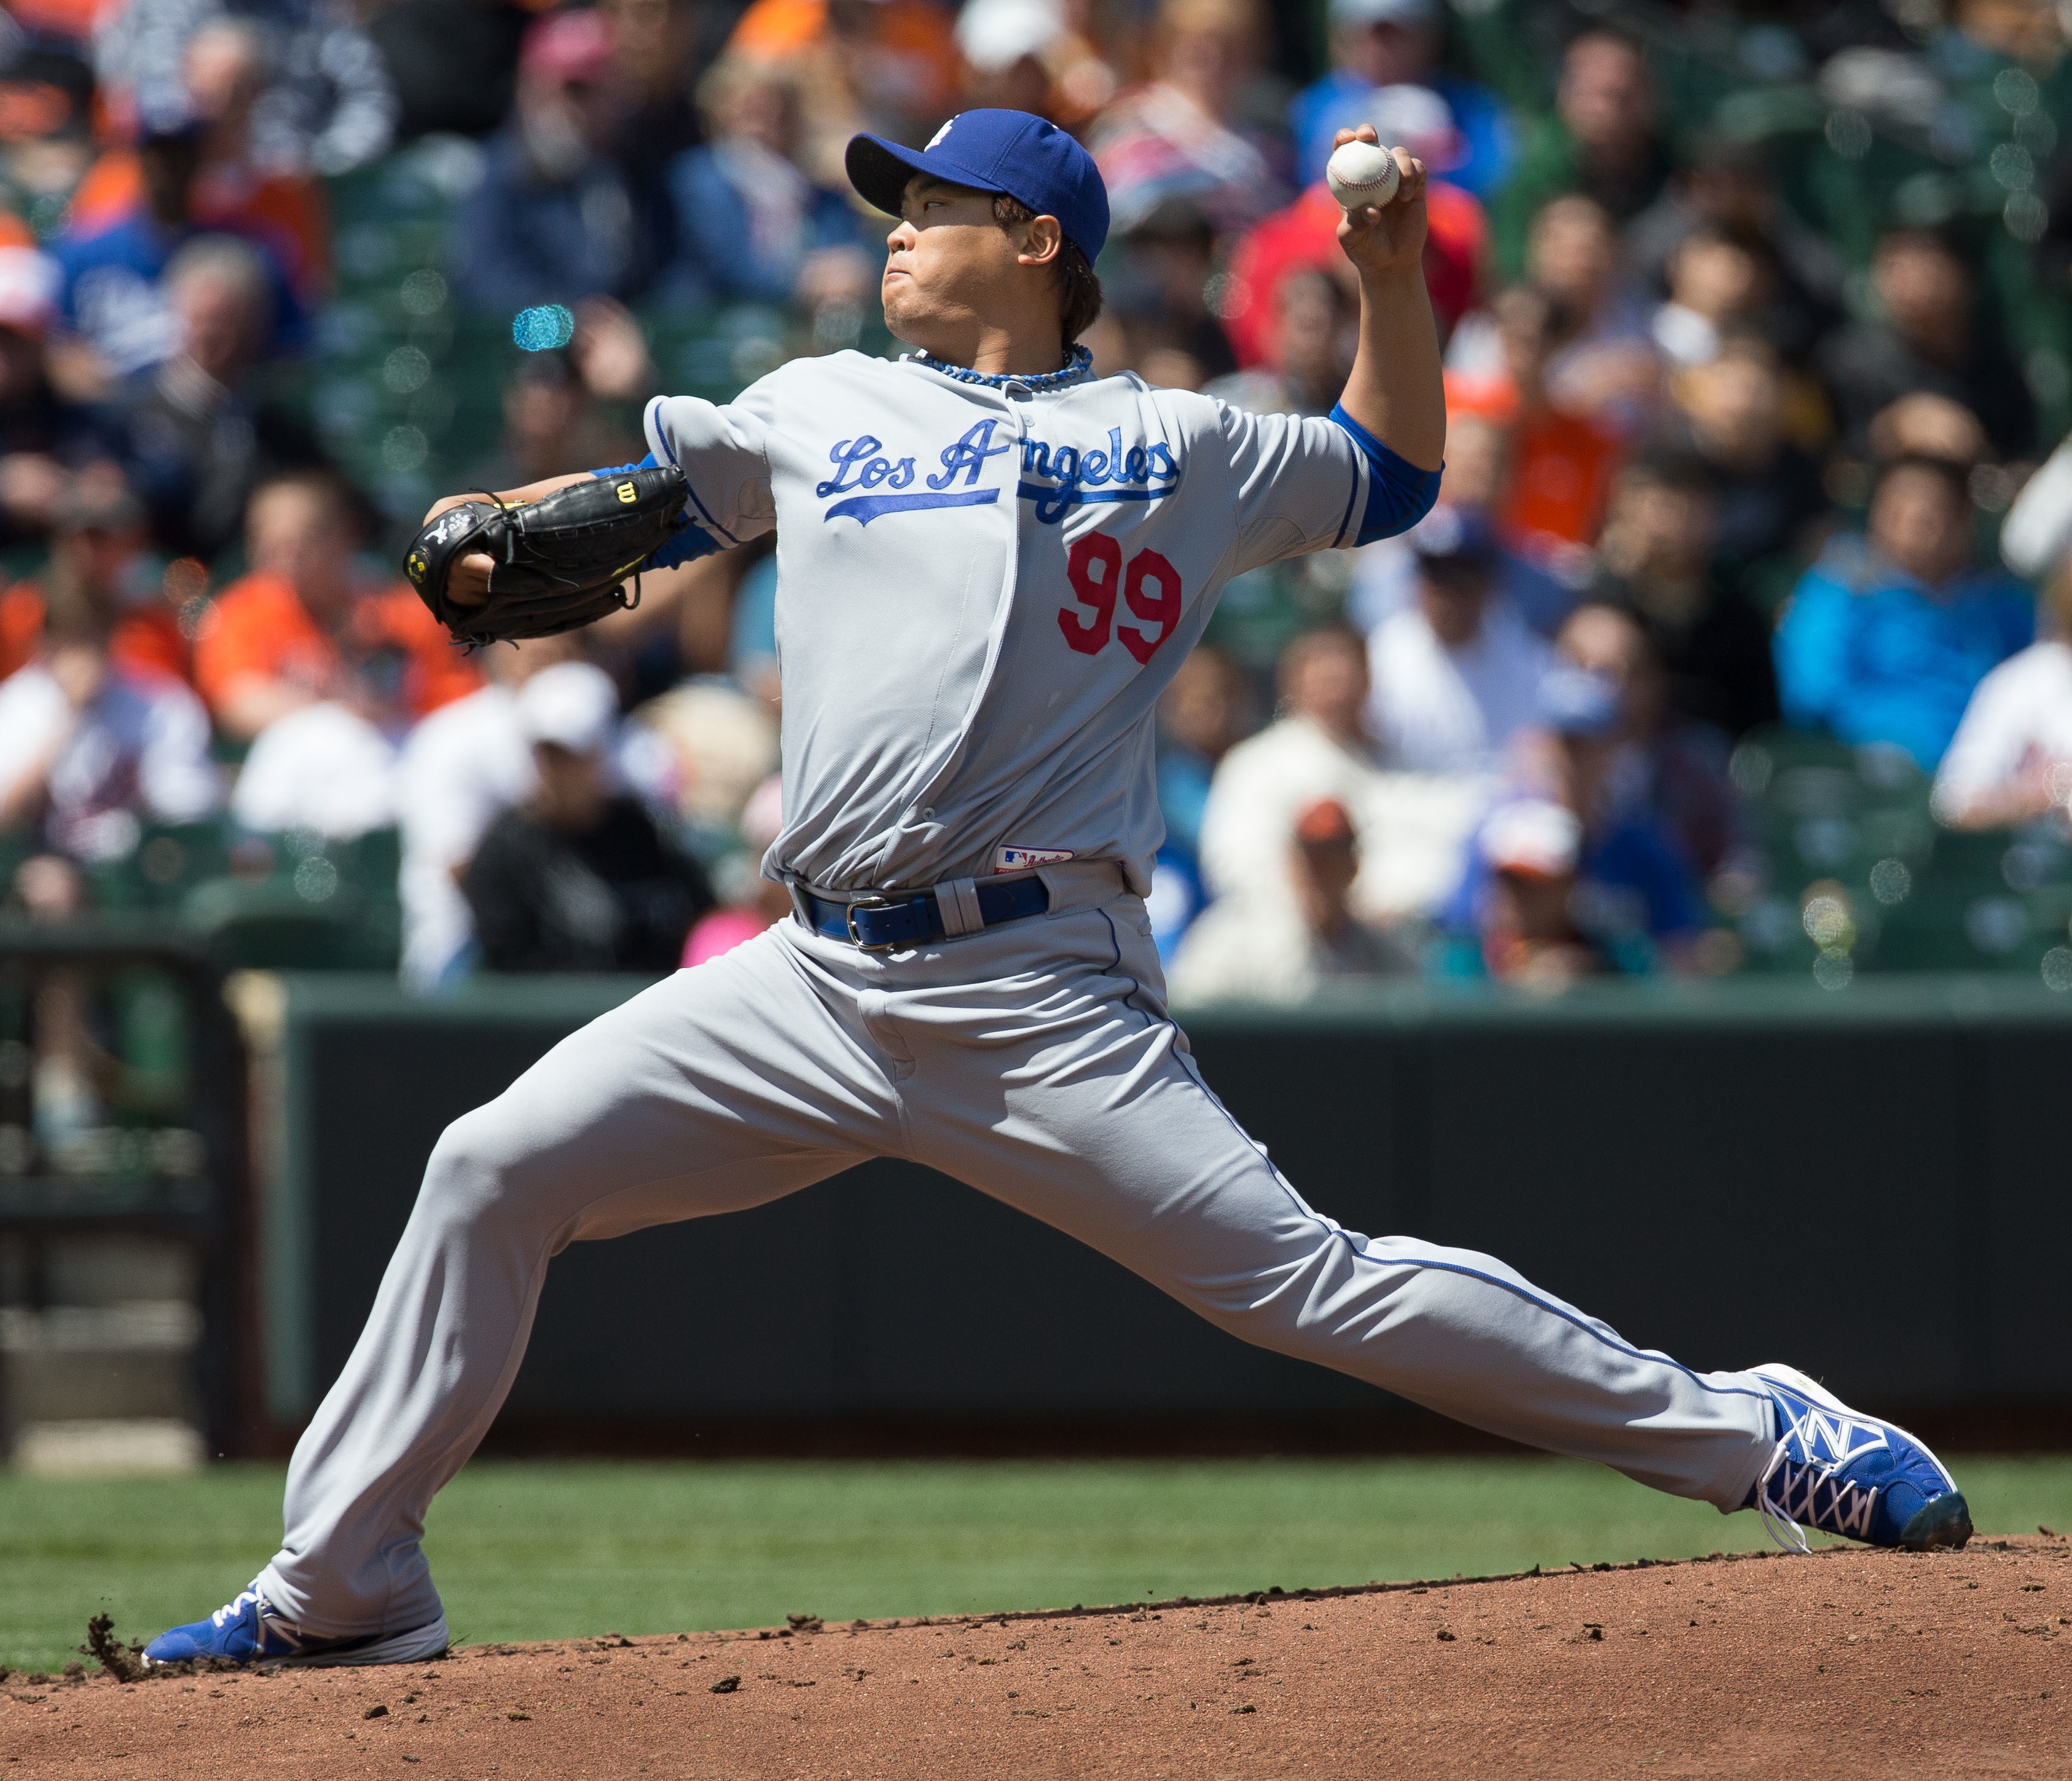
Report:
843,894,899,952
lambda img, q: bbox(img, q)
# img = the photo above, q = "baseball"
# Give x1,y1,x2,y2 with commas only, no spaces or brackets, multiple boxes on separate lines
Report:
1326,138,1402,211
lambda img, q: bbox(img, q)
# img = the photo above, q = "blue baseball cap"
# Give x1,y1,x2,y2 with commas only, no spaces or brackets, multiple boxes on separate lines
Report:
846,109,1110,262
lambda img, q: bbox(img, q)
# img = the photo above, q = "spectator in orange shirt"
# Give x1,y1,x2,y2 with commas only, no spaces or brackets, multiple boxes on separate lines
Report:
725,0,960,186
0,472,187,687
194,469,479,742
1447,285,1623,577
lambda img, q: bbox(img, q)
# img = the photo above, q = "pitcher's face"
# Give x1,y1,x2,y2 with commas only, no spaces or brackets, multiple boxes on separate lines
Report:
881,176,1056,349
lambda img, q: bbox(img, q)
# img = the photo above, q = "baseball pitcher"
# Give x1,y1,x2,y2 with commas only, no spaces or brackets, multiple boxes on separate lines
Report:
146,111,1968,1669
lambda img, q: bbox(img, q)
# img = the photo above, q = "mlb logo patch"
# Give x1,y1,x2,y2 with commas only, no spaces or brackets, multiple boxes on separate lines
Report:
994,845,1075,874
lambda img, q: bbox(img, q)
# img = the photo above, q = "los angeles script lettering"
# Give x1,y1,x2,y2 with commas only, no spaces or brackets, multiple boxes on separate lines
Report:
817,420,1180,512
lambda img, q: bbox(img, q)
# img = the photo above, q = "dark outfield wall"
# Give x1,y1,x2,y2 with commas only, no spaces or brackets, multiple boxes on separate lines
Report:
258,975,2072,1439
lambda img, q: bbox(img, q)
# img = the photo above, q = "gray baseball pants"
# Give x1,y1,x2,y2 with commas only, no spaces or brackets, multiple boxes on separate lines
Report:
259,867,1777,1638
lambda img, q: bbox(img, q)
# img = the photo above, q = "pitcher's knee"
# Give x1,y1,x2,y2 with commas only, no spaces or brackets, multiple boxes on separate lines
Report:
417,1104,539,1230
1169,1224,1388,1355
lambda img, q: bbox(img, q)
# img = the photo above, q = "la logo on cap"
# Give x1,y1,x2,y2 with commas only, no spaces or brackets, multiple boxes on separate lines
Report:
927,117,955,149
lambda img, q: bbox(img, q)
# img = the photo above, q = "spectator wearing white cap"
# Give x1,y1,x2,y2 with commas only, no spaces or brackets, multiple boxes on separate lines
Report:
1365,506,1552,775
1285,0,1513,199
1470,796,1593,986
1446,665,1706,978
461,660,713,974
958,0,1062,117
954,0,1118,133
515,658,618,755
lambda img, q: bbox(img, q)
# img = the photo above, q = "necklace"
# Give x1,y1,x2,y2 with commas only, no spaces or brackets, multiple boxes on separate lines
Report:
910,344,1094,392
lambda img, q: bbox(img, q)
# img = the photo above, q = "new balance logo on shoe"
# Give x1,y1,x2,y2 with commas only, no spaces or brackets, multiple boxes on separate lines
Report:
1745,1363,1970,1554
1794,1409,1888,1468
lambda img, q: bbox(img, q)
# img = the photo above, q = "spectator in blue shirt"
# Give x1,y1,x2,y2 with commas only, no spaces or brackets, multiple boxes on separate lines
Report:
657,58,874,311
450,10,655,311
1287,0,1513,200
1774,455,2035,771
52,120,303,382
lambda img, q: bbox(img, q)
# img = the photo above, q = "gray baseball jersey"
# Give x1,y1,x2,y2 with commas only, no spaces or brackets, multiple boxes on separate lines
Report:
642,351,1413,895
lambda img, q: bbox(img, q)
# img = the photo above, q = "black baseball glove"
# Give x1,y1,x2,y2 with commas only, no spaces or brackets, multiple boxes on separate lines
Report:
404,464,691,647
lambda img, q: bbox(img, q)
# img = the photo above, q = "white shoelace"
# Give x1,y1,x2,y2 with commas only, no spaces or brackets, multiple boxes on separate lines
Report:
1754,1439,1814,1554
210,1587,264,1629
1754,1415,1881,1553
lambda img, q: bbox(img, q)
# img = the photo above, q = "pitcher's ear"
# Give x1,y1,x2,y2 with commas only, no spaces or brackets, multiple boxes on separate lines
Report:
1018,213,1064,270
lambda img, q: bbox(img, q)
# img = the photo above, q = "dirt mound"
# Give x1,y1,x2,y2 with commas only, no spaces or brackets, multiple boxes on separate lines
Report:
7,1536,2068,1778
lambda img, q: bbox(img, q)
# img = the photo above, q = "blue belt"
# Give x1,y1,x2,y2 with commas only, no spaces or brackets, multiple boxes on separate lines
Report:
798,875,1051,951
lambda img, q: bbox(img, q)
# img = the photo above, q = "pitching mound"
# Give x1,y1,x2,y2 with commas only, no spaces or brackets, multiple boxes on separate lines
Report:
8,1536,2067,1778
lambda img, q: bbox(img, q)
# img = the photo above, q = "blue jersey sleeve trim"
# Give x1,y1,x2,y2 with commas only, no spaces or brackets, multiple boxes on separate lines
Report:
587,452,723,570
1329,462,1360,549
1329,404,1442,545
643,526,724,570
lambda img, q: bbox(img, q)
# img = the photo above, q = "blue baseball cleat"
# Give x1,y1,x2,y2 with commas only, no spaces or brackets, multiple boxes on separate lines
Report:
143,1584,450,1669
1746,1363,1972,1553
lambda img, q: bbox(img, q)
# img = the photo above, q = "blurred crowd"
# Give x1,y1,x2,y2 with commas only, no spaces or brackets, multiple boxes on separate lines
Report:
3,0,2072,1001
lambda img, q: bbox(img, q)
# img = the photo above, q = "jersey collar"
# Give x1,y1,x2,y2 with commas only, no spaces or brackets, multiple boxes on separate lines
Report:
906,344,1094,394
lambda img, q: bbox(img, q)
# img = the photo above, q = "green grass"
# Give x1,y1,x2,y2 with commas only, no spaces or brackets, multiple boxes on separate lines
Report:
3,1455,2068,1674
